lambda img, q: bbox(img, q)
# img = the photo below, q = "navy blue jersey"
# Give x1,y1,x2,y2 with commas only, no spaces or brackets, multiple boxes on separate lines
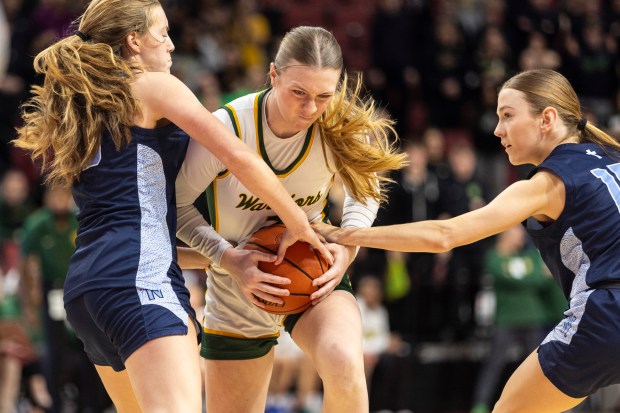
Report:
526,143,620,299
64,123,189,303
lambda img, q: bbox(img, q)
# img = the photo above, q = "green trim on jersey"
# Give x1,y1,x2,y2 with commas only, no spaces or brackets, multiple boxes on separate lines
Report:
212,104,240,180
205,182,218,231
205,103,244,229
255,90,316,177
223,104,242,140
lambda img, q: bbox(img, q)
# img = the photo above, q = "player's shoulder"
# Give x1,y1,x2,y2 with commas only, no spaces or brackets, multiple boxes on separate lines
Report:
132,71,179,92
222,91,263,113
214,92,262,127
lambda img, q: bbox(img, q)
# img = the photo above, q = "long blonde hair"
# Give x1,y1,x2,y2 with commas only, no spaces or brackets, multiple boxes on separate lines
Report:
501,69,620,153
14,0,161,187
274,26,407,204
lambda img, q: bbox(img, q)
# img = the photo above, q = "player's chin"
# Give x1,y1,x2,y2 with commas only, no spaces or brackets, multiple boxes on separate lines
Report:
507,155,527,166
296,117,315,129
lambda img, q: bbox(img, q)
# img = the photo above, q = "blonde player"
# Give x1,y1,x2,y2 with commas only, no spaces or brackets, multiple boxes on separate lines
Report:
176,26,406,413
314,69,620,412
13,1,333,411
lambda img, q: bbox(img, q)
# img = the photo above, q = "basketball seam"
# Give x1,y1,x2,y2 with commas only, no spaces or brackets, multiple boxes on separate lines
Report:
246,242,316,281
312,248,325,273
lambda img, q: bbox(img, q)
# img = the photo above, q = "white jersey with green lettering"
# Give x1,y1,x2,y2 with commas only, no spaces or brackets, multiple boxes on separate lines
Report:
176,89,378,340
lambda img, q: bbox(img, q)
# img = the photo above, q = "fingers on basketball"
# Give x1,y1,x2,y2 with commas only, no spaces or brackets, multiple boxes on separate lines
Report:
244,224,330,315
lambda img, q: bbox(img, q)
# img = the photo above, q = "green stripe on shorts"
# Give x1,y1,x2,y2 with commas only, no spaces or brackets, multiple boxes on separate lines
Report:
201,332,278,360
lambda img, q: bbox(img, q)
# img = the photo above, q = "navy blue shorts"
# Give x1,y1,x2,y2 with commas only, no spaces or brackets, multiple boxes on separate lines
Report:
65,285,201,372
538,288,620,398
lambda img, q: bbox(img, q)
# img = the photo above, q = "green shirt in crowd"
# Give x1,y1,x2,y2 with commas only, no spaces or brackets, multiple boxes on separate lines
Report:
485,246,566,328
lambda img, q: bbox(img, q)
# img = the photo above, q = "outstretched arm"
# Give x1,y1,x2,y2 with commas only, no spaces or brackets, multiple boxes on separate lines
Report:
313,171,565,252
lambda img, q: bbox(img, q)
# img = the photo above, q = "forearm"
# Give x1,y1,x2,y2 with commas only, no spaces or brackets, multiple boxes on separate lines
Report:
327,222,451,253
177,246,212,270
176,206,233,267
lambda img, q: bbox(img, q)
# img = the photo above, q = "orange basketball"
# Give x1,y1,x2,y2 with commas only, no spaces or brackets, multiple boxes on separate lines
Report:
244,224,329,315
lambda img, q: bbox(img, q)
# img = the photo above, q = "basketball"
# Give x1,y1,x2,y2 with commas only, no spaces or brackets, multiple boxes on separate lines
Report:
244,223,330,315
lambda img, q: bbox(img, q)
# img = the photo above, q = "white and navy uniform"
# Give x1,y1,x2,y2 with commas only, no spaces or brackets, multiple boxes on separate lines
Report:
64,123,198,372
176,90,378,360
527,143,620,397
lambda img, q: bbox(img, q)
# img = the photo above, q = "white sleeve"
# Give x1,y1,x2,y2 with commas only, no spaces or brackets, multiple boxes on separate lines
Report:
339,184,379,259
340,184,379,229
176,111,232,267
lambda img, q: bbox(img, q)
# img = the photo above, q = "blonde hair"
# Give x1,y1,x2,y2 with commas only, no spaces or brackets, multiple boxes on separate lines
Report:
501,69,620,153
14,0,161,187
275,26,407,204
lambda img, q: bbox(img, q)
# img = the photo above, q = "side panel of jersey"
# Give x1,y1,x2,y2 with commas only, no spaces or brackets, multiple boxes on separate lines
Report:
65,124,189,302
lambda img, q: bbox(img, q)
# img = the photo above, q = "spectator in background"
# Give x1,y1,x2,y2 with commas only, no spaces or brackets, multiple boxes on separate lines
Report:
0,229,50,412
518,31,561,71
509,0,559,52
375,141,440,342
1,0,79,178
422,127,450,180
362,272,414,412
473,26,515,86
607,0,620,49
356,275,390,386
0,266,35,413
20,185,112,413
470,225,560,413
423,17,469,128
480,0,517,55
196,69,223,112
474,80,511,199
0,169,35,242
368,0,423,135
0,0,36,143
170,24,208,93
438,141,490,340
472,25,516,198
231,0,270,72
0,1,8,84
266,330,322,413
563,20,617,125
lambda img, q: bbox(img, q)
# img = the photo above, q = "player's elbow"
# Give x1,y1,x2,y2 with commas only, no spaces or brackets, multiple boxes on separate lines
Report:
432,226,458,252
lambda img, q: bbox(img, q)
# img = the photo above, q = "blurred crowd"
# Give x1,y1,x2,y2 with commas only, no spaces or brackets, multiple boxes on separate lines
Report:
1,0,620,412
